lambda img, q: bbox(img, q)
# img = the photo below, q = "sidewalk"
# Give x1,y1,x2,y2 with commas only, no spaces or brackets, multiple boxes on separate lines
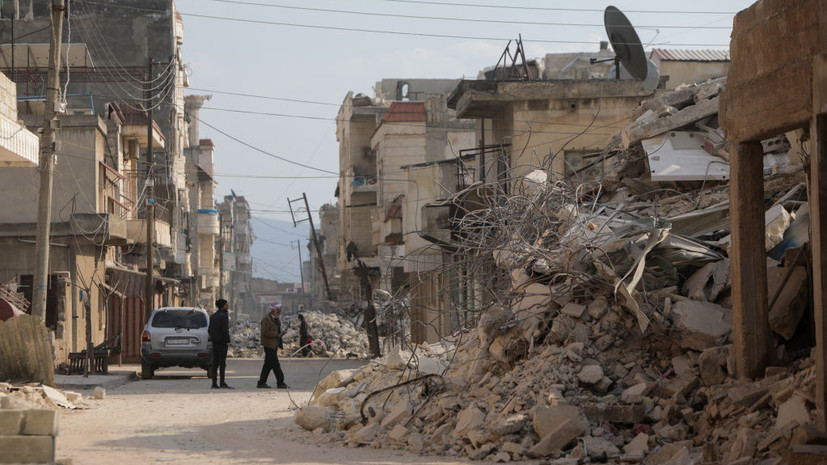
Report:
53,364,139,390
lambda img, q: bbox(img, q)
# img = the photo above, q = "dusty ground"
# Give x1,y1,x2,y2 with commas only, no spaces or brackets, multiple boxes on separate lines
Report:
57,358,501,465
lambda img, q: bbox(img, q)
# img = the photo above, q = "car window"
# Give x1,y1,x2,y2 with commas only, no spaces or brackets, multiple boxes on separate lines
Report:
151,310,207,329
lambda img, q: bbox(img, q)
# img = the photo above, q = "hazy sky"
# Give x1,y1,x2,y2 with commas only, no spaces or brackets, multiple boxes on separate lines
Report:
174,0,755,281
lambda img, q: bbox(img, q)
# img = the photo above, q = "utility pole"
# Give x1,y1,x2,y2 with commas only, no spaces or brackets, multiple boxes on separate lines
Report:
32,0,65,319
218,221,225,299
287,193,332,301
144,57,155,323
295,240,305,292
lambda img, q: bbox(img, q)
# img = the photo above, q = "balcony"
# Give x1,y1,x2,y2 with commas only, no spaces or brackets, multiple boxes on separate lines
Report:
197,209,220,235
69,213,129,245
0,106,38,167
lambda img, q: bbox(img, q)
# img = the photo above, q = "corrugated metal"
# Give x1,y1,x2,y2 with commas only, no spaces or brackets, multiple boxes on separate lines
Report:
382,102,425,123
651,49,730,62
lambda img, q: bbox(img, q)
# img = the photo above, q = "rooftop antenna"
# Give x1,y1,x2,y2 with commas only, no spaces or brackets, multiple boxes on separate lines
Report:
591,6,647,81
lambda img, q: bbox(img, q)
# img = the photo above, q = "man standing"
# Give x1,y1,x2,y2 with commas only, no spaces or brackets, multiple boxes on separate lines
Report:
257,302,288,389
298,313,311,357
209,299,233,389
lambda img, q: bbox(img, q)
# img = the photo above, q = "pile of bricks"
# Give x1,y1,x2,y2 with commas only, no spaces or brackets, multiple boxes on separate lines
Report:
0,409,60,464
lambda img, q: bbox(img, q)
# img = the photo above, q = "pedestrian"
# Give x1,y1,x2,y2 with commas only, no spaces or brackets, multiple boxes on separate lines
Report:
298,313,311,357
209,298,233,389
257,302,288,389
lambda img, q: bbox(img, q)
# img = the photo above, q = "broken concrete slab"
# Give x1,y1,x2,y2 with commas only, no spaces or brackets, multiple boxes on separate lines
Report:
670,299,732,351
624,432,649,455
767,264,807,341
776,395,811,431
527,418,584,458
532,404,587,439
622,96,719,149
454,405,486,436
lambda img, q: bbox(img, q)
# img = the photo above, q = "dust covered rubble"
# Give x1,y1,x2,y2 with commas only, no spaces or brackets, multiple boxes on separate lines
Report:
291,82,816,463
294,291,817,464
0,382,87,410
229,310,370,359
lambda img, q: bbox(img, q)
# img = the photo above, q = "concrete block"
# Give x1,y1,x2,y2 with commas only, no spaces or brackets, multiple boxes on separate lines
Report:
728,427,757,462
527,419,584,457
560,302,586,319
776,395,810,431
698,345,730,386
0,435,55,463
454,405,485,436
22,409,59,436
670,300,732,351
532,405,587,438
294,406,332,432
380,400,411,429
624,432,649,455
578,365,603,385
582,403,645,424
621,383,651,404
93,387,105,400
587,297,609,320
388,424,408,442
0,410,23,435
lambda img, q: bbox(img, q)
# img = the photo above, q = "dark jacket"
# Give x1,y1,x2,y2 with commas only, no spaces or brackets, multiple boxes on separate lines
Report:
209,309,230,344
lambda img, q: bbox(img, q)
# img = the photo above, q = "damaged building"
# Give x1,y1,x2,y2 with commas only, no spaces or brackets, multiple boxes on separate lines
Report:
304,1,827,463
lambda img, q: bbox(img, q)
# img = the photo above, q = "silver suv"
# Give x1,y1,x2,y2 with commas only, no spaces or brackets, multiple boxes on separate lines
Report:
140,307,213,379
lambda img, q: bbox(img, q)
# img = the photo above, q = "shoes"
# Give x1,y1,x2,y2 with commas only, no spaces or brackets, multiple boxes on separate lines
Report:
256,383,271,389
219,383,235,389
276,383,289,389
211,385,219,389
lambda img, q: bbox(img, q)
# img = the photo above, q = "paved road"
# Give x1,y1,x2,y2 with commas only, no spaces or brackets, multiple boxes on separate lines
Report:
56,358,491,465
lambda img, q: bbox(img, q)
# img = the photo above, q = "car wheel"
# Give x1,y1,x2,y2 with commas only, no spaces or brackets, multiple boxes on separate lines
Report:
141,362,155,380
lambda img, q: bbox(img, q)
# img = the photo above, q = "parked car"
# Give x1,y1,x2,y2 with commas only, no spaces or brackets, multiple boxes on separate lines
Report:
140,307,212,379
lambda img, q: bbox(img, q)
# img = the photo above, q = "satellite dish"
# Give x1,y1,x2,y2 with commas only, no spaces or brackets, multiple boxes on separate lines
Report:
604,6,647,81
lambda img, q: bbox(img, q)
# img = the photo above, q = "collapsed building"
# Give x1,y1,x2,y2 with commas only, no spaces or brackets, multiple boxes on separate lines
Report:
295,1,827,463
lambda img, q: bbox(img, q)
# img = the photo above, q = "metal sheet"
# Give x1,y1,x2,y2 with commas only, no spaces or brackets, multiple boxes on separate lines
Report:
642,132,730,181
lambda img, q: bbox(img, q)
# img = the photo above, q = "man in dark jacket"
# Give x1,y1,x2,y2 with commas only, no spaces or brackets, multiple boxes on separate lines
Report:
257,302,288,389
209,299,233,389
298,313,310,357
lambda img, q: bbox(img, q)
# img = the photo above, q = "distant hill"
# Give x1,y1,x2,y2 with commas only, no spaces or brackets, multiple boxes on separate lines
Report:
249,216,310,284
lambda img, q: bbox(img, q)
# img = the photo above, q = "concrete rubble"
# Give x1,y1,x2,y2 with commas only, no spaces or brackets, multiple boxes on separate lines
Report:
0,382,87,411
291,79,817,463
230,309,370,358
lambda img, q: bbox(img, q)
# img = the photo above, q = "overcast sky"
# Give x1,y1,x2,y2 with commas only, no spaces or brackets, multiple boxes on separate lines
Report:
174,0,755,280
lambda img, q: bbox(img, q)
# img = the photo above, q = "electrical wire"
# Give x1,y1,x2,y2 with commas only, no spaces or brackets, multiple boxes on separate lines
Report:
195,0,731,30
179,12,732,47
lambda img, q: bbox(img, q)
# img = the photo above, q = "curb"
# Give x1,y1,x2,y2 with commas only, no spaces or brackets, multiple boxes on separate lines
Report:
54,371,139,391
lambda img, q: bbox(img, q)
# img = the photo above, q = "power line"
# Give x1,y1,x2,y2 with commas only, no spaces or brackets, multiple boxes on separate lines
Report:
197,0,730,29
180,12,732,47
192,113,339,175
188,87,340,107
378,0,738,15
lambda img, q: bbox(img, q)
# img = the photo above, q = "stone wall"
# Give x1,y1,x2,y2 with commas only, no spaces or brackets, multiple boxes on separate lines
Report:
0,409,59,464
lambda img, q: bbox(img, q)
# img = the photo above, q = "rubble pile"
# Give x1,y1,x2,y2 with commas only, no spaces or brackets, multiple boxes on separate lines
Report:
230,310,370,358
293,79,819,463
0,382,86,410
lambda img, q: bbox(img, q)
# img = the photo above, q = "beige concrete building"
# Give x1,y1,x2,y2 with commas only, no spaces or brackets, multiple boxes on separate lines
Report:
184,96,220,310
335,80,475,307
217,195,254,318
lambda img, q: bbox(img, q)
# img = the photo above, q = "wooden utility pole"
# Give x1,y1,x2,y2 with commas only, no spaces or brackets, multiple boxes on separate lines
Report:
295,240,305,292
32,0,65,319
144,57,155,323
287,193,332,301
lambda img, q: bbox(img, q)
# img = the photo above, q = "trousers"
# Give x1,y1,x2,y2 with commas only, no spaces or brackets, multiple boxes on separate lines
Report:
212,343,228,385
258,346,284,385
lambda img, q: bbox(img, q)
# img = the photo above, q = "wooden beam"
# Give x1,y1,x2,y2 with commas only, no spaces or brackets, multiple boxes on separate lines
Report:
812,53,827,431
730,140,769,379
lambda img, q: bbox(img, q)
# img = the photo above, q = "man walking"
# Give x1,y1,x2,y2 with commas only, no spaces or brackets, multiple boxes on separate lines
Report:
209,299,233,389
257,302,288,389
